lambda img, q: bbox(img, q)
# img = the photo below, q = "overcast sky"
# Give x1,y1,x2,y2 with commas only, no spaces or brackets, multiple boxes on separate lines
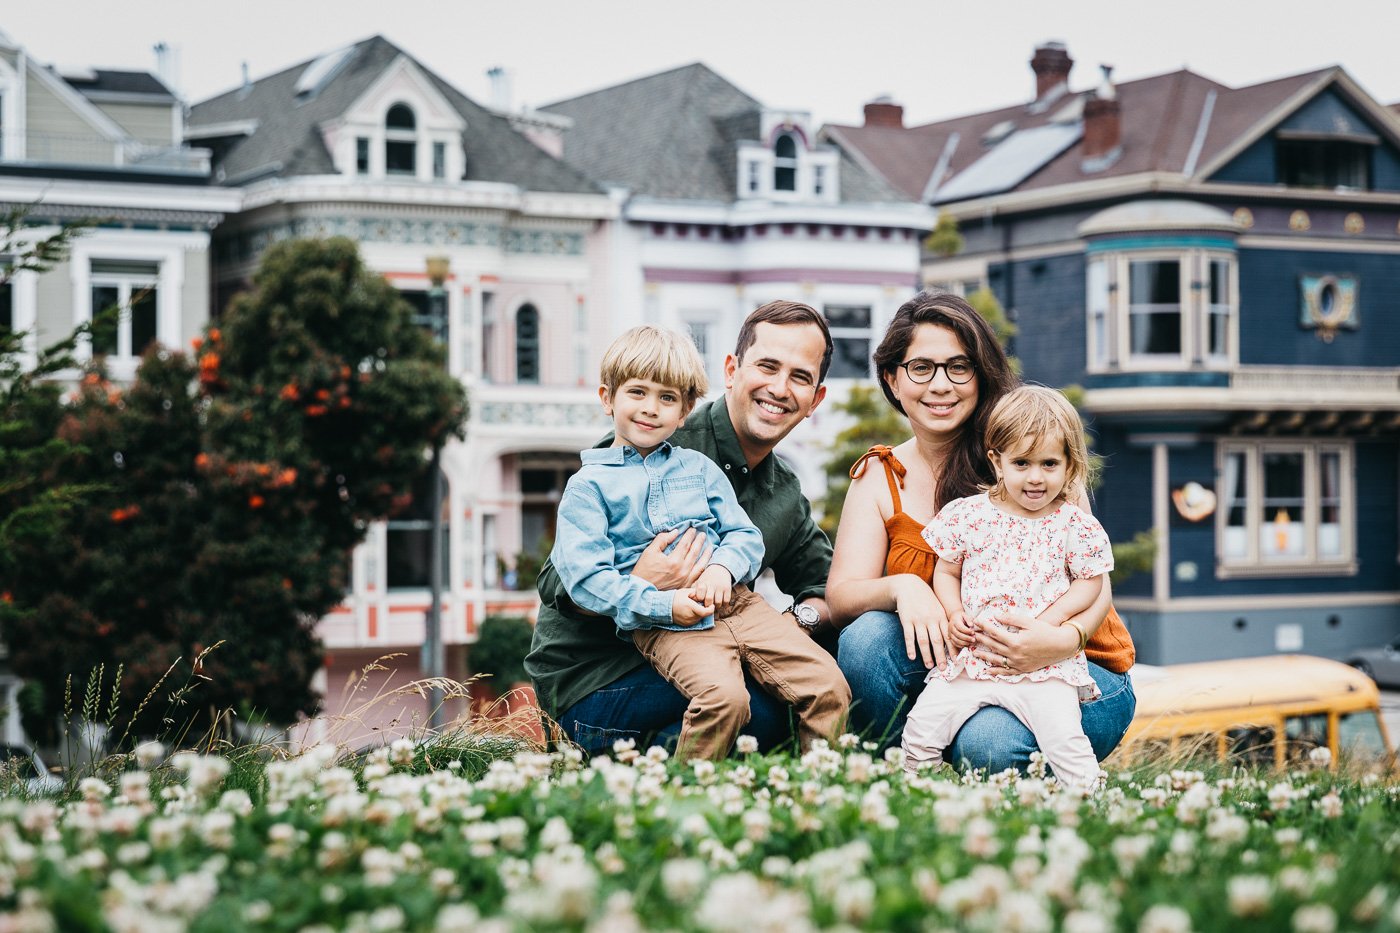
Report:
8,0,1400,128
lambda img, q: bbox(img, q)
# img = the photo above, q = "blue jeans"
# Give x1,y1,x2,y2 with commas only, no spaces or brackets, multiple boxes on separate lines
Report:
837,610,1136,772
558,664,794,757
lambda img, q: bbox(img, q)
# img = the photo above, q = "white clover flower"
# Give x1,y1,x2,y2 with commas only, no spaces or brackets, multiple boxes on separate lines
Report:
832,877,875,924
962,817,1000,859
837,732,861,749
197,811,236,850
735,735,759,754
997,890,1053,933
1292,904,1337,933
219,789,253,816
367,905,406,931
1278,866,1312,896
1315,791,1343,818
1275,827,1303,851
79,777,112,802
1307,746,1333,767
1064,909,1113,933
433,904,480,933
611,738,639,763
243,901,273,923
661,858,707,902
134,741,165,770
1268,782,1297,810
1227,875,1272,917
1138,904,1192,933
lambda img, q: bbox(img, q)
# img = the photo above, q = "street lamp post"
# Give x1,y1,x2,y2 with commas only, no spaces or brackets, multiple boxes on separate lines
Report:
421,255,450,730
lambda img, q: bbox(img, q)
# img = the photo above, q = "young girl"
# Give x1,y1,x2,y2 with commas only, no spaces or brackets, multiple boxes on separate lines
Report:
901,385,1113,790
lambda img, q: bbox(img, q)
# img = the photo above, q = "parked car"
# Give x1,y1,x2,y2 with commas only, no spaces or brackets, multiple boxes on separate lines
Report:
1347,637,1400,689
0,743,64,796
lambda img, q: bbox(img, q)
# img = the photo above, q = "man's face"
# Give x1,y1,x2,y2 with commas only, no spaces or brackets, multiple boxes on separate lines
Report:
723,321,828,463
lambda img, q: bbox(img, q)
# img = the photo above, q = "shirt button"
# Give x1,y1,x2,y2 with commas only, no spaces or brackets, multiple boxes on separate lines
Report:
741,467,748,474
724,464,731,471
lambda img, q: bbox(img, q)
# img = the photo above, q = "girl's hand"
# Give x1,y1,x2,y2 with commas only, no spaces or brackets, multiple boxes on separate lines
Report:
893,575,951,669
947,609,977,649
973,608,1080,675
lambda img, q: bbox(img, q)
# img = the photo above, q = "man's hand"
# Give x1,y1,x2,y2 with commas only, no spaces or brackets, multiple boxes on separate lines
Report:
632,528,710,591
690,564,734,613
893,574,951,669
670,590,711,627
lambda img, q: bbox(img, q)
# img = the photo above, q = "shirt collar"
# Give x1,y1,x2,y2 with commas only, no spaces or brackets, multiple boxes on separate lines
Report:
705,398,778,492
581,441,674,465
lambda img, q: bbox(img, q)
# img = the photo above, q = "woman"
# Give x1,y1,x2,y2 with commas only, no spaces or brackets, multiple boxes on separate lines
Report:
829,292,1136,773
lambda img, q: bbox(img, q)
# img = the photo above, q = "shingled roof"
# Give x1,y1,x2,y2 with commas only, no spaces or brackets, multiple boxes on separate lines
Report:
542,62,907,204
63,69,176,100
189,36,599,194
824,63,1337,204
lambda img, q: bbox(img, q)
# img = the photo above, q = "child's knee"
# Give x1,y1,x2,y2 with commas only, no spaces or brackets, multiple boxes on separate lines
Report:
694,680,751,723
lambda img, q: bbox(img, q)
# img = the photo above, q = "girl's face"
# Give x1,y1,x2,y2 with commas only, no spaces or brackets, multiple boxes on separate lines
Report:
885,324,980,442
989,432,1070,517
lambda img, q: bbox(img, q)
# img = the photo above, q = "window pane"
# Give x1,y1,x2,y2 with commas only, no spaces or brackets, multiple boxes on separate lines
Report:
91,285,120,355
516,305,539,383
1222,451,1248,559
1261,452,1305,559
432,142,446,179
130,287,158,356
828,338,870,379
825,305,871,329
1283,713,1328,764
1128,261,1181,356
386,104,416,130
1318,451,1342,558
0,281,12,333
386,140,415,175
387,469,449,590
774,166,796,191
774,135,797,159
1087,259,1109,367
1338,711,1388,760
356,137,369,174
1208,259,1231,358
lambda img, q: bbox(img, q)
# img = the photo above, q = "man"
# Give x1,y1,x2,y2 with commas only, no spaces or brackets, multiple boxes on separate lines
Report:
526,300,835,754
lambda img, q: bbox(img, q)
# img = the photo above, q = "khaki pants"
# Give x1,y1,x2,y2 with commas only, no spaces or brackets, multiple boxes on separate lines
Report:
632,586,851,761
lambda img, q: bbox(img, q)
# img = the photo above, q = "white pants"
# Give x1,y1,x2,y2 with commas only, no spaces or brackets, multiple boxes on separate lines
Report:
901,675,1100,790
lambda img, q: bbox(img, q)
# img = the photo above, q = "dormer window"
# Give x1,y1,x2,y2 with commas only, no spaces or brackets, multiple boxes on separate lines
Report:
385,103,417,176
773,133,798,191
1277,138,1371,190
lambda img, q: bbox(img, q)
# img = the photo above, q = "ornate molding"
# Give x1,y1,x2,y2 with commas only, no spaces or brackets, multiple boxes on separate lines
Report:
473,399,608,428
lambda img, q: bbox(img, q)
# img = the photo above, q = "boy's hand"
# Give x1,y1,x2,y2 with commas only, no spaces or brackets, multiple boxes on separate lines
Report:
670,590,710,627
947,608,976,649
691,565,733,613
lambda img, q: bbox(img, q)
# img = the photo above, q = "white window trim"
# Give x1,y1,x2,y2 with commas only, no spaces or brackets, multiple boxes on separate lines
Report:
71,238,187,380
1216,439,1356,578
1087,248,1239,373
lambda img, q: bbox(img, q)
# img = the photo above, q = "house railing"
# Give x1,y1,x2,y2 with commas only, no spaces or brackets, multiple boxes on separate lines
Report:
3,131,210,175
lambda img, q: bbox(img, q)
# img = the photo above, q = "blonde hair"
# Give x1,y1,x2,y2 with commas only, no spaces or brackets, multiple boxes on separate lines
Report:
984,384,1095,503
599,325,709,409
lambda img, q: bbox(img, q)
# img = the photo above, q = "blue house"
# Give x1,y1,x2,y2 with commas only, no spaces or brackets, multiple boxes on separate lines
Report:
825,43,1400,663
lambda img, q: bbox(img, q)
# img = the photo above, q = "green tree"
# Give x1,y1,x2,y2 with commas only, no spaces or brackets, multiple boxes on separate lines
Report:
816,384,909,537
923,210,964,258
2,237,469,739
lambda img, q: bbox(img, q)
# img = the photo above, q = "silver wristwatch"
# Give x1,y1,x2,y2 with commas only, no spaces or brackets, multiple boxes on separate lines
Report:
787,602,821,630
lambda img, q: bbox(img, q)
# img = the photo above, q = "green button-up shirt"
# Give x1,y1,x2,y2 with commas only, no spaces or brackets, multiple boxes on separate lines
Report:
525,397,833,719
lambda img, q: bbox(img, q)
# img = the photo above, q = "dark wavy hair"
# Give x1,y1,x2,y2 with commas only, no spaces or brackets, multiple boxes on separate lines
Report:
872,291,1018,511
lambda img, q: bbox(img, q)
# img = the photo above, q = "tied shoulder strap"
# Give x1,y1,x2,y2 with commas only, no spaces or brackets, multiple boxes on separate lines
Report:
848,445,907,514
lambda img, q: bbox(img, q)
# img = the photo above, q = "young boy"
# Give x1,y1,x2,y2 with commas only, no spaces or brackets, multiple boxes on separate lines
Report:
550,325,850,760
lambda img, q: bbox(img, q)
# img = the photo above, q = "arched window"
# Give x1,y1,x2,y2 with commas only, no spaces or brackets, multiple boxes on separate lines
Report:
515,304,540,384
385,103,417,176
773,133,798,192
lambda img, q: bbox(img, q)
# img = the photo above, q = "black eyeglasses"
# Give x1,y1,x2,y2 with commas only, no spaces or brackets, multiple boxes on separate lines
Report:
897,357,976,385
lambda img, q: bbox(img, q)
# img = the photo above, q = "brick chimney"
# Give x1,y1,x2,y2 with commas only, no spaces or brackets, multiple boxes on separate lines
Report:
1082,65,1121,165
863,97,904,128
1030,42,1073,100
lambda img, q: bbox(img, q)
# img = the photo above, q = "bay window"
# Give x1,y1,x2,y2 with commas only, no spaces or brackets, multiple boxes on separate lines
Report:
1219,441,1353,574
1086,249,1236,371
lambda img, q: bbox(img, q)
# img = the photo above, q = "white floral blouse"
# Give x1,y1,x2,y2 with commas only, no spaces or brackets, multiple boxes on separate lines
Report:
922,493,1114,700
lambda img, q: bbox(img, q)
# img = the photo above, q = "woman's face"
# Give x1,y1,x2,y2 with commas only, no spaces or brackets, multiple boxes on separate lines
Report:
885,323,980,441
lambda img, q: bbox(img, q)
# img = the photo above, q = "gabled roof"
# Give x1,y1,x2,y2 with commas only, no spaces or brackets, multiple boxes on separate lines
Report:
542,62,907,203
824,62,1361,205
63,69,176,100
189,36,598,194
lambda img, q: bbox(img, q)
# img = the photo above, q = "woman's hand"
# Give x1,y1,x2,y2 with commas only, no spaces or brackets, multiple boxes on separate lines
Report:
631,528,710,591
893,575,952,669
973,608,1080,675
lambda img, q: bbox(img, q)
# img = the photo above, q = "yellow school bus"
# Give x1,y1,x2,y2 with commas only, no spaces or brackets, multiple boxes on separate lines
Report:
1114,655,1394,770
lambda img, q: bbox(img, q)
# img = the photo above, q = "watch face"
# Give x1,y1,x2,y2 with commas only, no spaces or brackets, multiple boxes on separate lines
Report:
793,604,820,627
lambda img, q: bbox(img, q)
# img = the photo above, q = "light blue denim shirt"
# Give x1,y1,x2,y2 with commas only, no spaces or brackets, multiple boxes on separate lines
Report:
551,443,765,632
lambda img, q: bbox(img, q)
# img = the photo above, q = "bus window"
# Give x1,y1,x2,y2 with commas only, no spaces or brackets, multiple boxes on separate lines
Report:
1337,711,1390,762
1228,727,1276,766
1284,713,1329,763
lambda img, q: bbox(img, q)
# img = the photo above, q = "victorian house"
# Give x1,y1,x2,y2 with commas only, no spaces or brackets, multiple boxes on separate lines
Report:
0,29,235,743
825,43,1400,663
187,37,617,719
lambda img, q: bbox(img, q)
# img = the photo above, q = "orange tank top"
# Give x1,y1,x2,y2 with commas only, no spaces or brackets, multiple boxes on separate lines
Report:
847,445,1136,674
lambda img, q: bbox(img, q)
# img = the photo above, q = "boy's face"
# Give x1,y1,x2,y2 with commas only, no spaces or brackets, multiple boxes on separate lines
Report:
601,378,690,457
